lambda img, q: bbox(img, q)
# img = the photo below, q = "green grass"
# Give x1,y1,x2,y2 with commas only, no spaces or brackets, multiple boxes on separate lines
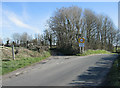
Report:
103,55,120,86
76,49,113,56
113,46,120,52
2,51,51,75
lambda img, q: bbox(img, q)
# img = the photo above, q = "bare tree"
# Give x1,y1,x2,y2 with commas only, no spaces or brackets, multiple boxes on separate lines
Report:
48,6,117,54
12,33,20,45
20,32,32,47
44,29,53,48
49,6,82,54
83,9,98,49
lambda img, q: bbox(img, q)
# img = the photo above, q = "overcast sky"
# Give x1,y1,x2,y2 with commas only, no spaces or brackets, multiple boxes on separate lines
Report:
2,2,118,40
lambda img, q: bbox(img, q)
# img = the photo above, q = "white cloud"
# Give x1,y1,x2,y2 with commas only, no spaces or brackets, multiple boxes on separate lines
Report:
3,10,41,33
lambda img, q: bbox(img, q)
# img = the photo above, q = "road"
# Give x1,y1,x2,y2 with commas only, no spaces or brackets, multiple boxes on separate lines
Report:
2,54,118,86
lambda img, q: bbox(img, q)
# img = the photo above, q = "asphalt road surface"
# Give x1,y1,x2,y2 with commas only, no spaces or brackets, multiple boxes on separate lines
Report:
2,54,118,86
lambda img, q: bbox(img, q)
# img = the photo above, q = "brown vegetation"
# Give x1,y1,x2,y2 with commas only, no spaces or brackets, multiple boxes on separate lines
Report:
1,46,48,60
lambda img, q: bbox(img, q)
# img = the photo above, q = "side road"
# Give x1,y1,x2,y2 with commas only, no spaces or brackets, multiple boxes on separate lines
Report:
2,54,118,86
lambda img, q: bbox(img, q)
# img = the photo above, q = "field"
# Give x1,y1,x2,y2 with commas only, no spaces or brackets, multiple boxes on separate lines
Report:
1,46,51,75
0,46,117,75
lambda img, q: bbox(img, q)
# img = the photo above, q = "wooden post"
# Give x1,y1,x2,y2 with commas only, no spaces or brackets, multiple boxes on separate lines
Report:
80,47,82,54
83,47,85,53
12,41,15,60
79,43,81,54
81,47,84,54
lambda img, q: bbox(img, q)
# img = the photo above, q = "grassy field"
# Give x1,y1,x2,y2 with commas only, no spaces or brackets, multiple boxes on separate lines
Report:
2,51,50,75
103,55,120,86
1,47,117,75
76,49,113,56
1,46,51,75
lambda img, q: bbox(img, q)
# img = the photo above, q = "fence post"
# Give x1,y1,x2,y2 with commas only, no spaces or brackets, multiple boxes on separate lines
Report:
82,47,84,53
12,41,15,60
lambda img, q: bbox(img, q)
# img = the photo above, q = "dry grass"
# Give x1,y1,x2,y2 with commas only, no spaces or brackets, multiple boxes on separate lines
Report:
1,46,51,75
1,46,44,60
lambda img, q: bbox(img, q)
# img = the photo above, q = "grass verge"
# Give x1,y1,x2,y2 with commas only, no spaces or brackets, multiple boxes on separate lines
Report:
103,55,120,86
76,49,113,56
2,51,51,75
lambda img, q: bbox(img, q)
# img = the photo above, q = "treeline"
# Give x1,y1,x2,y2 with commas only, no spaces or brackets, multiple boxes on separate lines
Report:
11,32,52,47
1,6,120,54
48,6,120,54
1,32,53,51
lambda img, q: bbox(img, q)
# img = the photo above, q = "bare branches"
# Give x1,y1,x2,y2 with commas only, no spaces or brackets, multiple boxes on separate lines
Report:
48,6,118,54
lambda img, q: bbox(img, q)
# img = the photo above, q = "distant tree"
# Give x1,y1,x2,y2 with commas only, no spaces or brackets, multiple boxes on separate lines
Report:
44,29,53,48
20,32,32,47
5,38,11,47
12,33,20,45
39,34,44,46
